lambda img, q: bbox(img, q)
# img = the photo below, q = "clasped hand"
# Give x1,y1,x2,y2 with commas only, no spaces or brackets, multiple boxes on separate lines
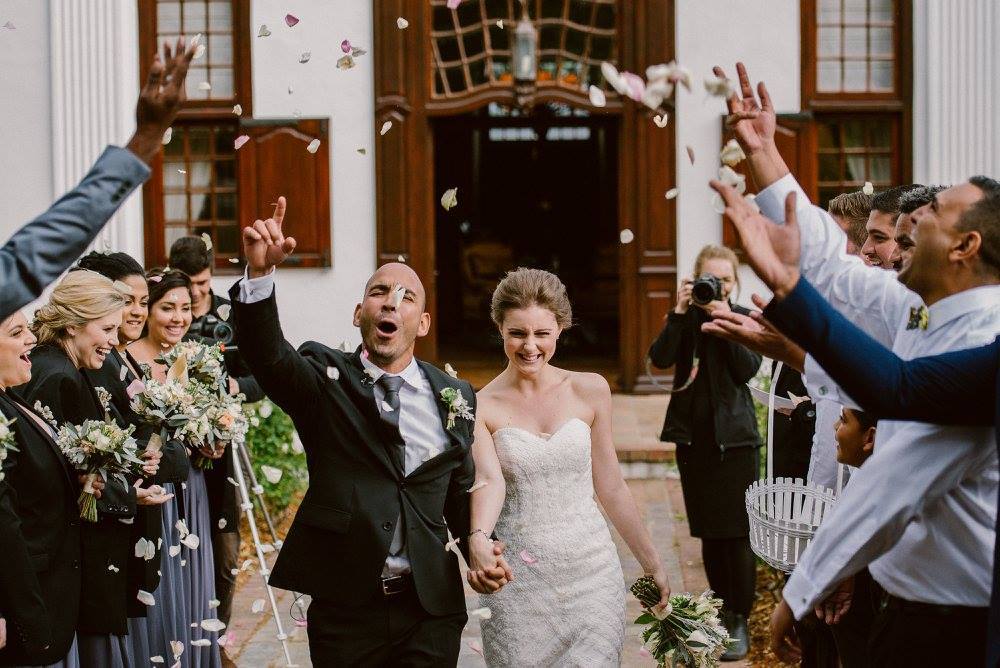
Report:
467,534,514,594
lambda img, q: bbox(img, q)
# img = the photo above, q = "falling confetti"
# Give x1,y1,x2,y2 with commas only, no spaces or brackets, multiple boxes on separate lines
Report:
862,181,874,195
470,607,492,620
396,17,409,30
261,465,283,484
336,54,355,70
341,39,352,53
444,536,461,554
135,537,156,560
496,19,504,29
151,657,164,664
619,229,635,244
200,619,227,633
588,85,606,108
519,549,538,565
664,187,679,200
176,519,189,538
201,233,213,251
704,75,735,98
357,148,367,155
468,640,484,657
193,44,206,60
191,639,212,647
162,127,173,145
351,47,368,58
326,366,340,380
3,21,15,30
233,104,242,115
169,545,181,557
711,193,726,214
170,640,184,659
284,14,299,27
445,363,459,378
177,169,187,175
228,257,240,264
108,564,120,573
149,274,163,283
260,543,275,554
380,400,395,414
234,135,249,150
227,476,239,487
306,138,320,153
440,187,458,211
718,165,747,194
380,120,393,136
287,85,294,95
216,304,231,321
119,365,128,381
209,599,220,609
137,590,156,606
257,24,271,37
686,145,695,165
744,193,761,213
653,114,669,128
299,52,311,63
251,599,266,614
180,533,200,550
197,81,211,91
720,138,746,167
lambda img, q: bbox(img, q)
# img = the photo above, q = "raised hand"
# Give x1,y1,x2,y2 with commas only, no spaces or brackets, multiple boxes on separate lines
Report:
243,196,297,278
709,183,801,298
701,294,806,371
127,37,197,164
716,62,776,155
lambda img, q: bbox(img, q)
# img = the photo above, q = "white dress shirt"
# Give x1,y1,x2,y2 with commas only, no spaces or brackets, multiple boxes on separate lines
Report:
237,270,451,575
756,175,1000,617
807,398,845,492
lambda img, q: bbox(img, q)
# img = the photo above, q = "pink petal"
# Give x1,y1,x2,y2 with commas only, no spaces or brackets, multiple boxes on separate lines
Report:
235,135,250,150
447,0,462,8
639,646,652,658
148,274,163,283
518,549,538,565
294,620,307,628
284,14,299,27
686,145,695,165
621,72,645,102
467,639,483,656
341,39,351,53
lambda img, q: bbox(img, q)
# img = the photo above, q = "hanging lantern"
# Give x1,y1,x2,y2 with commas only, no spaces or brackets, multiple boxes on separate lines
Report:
512,0,537,108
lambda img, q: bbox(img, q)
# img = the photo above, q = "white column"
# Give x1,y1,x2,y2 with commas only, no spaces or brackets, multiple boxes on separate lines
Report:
49,0,143,262
912,0,1000,184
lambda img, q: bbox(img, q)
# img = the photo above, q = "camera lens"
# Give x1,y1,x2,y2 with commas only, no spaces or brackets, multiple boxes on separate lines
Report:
691,275,722,306
212,321,235,345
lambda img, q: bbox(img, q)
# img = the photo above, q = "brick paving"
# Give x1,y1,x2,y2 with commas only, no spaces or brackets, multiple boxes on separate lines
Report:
224,396,751,667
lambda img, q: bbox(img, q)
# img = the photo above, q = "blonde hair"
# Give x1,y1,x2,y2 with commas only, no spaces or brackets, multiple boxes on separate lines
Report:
693,244,741,297
31,270,130,346
490,267,573,329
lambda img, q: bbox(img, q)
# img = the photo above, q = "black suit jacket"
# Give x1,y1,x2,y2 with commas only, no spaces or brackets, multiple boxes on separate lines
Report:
230,283,476,615
17,344,136,635
0,391,81,666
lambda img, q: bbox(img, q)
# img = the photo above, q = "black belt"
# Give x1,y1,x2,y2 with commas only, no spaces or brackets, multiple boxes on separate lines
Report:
882,592,988,617
381,574,412,596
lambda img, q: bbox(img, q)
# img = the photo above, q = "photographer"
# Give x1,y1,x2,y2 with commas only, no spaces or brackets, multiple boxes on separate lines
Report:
648,244,762,661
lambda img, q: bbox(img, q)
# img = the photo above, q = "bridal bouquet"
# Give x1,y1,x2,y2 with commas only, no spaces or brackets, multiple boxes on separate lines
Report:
0,415,19,482
158,340,227,392
185,388,249,470
631,576,731,667
57,419,143,521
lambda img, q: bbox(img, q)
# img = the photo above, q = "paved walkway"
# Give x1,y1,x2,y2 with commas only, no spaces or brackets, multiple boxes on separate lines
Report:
224,396,751,667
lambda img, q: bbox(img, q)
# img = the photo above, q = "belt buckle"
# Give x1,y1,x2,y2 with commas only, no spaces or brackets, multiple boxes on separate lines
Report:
382,575,405,596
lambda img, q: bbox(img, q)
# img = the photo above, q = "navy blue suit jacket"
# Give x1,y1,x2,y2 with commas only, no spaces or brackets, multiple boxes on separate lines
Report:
764,277,999,667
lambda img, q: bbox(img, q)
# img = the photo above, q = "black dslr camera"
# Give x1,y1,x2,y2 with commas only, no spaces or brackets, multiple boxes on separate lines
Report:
691,274,723,306
188,313,235,346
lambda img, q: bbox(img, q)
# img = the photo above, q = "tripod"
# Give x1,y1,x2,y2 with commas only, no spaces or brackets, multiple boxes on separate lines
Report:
229,438,294,666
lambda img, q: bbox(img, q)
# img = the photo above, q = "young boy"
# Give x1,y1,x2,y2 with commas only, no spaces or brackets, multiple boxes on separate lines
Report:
833,406,877,467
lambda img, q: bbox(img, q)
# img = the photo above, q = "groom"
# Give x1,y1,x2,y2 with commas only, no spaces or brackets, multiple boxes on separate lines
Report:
230,197,511,665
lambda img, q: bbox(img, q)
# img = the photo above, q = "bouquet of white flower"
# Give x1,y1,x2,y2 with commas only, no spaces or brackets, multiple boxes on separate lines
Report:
158,340,227,392
631,576,732,667
187,388,249,470
0,414,19,482
56,419,143,521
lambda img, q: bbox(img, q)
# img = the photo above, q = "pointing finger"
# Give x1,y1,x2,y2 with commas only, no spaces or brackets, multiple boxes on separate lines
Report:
273,196,287,228
736,61,757,108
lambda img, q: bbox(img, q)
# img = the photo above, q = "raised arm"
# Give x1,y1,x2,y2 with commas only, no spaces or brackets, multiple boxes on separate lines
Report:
0,39,194,322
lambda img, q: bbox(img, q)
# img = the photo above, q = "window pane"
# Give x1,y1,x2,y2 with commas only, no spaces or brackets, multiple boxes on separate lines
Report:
210,69,234,98
818,60,842,91
817,0,841,24
182,1,206,29
165,194,188,221
207,1,232,31
870,60,893,91
844,60,867,90
842,120,866,147
817,121,841,148
189,129,212,156
844,0,867,23
870,0,894,22
215,160,236,188
868,119,892,147
216,193,237,220
845,155,865,182
185,66,210,100
819,153,841,181
165,225,189,249
188,161,212,188
163,163,186,188
843,27,867,56
157,2,181,33
870,155,891,182
870,27,892,56
818,27,841,57
216,225,240,254
209,34,233,66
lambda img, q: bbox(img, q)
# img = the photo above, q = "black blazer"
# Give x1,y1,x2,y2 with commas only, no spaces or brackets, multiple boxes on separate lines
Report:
17,344,136,636
230,283,476,616
649,306,762,450
0,391,81,666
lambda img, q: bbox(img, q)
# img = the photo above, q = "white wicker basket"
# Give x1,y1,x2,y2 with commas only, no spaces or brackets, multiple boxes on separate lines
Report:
745,362,842,573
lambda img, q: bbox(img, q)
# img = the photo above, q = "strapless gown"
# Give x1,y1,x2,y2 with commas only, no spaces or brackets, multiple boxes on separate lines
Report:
480,418,626,666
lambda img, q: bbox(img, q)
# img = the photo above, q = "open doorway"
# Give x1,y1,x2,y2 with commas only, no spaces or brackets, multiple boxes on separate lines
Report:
433,102,620,388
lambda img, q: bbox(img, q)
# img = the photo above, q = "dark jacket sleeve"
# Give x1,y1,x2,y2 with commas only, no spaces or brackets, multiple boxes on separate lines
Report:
152,438,190,486
648,311,691,369
0,147,150,321
443,382,476,561
765,278,997,425
0,450,53,654
235,375,265,403
721,307,763,384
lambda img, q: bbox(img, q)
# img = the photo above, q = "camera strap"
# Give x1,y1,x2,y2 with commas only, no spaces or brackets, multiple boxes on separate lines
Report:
644,353,700,393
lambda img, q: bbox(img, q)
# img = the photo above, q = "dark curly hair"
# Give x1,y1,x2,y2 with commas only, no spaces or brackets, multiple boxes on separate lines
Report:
145,268,193,306
73,251,145,282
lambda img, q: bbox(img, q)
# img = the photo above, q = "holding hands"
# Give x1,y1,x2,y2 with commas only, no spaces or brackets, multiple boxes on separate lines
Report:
467,535,514,594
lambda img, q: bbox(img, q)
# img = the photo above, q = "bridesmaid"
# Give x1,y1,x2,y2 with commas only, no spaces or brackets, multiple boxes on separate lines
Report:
128,270,223,667
17,270,165,667
74,252,190,666
0,309,90,667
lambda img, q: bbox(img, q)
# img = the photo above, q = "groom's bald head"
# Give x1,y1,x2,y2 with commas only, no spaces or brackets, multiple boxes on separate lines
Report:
363,262,426,309
354,262,430,371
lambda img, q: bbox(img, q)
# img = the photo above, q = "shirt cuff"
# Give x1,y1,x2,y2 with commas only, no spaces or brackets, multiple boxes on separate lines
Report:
804,355,861,410
238,268,275,303
783,568,822,619
755,173,811,222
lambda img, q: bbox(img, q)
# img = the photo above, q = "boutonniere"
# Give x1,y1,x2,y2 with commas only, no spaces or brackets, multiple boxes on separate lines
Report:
0,415,19,480
33,401,57,429
906,305,929,331
363,367,379,387
440,388,474,430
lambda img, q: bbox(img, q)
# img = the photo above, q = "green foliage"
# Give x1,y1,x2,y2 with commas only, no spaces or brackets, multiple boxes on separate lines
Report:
752,368,771,479
243,400,307,514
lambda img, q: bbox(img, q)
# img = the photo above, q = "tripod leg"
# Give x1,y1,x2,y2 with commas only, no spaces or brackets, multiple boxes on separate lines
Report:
237,440,283,548
230,442,295,667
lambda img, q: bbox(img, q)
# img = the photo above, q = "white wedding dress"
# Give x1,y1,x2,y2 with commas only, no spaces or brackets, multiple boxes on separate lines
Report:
480,418,626,666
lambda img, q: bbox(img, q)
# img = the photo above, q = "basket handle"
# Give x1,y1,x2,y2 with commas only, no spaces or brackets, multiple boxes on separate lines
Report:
765,361,783,482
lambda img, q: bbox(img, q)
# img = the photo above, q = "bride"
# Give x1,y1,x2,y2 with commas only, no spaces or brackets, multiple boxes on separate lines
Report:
468,267,670,666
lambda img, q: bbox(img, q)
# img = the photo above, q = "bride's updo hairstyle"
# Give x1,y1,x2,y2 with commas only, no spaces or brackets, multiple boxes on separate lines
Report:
31,270,130,346
490,267,573,330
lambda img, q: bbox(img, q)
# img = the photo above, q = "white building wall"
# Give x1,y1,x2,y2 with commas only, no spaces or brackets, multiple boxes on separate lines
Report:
674,0,800,306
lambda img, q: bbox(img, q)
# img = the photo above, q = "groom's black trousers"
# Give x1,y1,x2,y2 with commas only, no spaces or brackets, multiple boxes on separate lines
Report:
307,586,467,666
867,592,987,667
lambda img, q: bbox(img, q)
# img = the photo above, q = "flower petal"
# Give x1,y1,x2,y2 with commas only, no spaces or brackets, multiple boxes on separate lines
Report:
209,598,220,609
150,657,164,664
440,187,459,211
519,549,538,565
200,619,227,633
336,54,355,70
216,304,231,321
257,24,271,37
261,465,283,484
588,85,606,108
191,639,212,647
108,564,120,573
170,640,184,658
251,598,266,614
180,533,200,550
193,44,206,60
396,17,409,29
299,52,311,64
653,114,669,128
719,138,747,167
619,229,634,244
162,127,173,145
234,135,250,150
380,120,393,136
665,187,679,200
169,545,181,557
137,590,156,606
444,363,459,378
284,14,299,27
686,145,695,164
197,81,211,91
863,181,874,195
201,233,213,252
306,139,321,153
326,366,340,380
233,104,242,115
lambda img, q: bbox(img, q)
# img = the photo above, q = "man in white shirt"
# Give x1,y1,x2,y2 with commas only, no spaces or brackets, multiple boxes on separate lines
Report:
715,62,999,666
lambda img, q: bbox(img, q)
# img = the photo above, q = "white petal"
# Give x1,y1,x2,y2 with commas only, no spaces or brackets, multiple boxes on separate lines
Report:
720,138,747,167
380,400,395,413
180,533,200,550
260,543,275,554
326,366,340,380
170,640,184,658
496,19,504,29
600,62,627,96
390,284,406,307
711,192,727,214
209,598,221,609
299,52,311,64
440,187,459,211
588,85,606,108
336,54,355,70
216,304,231,321
467,480,488,493
258,24,271,38
261,465,283,484
227,476,239,487
150,657,164,664
664,187,679,200
201,232,213,252
863,181,874,195
469,606,492,619
396,17,409,30
653,114,669,128
380,120,393,136
193,44,206,60
137,590,156,606
444,536,461,554
703,75,735,97
306,139,321,153
162,127,173,145
175,519,189,538
744,193,761,213
200,619,227,633
619,229,634,244
108,564,120,573
191,639,212,647
241,558,254,572
234,135,250,150
197,81,211,91
251,598,266,614
233,104,243,115
119,364,128,381
444,363,459,378
169,545,181,557
228,257,240,264
135,537,151,559
217,517,227,530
